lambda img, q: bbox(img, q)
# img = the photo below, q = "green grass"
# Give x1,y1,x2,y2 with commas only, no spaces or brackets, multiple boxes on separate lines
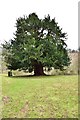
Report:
1,74,78,118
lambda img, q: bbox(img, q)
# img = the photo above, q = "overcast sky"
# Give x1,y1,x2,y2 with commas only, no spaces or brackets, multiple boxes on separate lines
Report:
0,0,78,50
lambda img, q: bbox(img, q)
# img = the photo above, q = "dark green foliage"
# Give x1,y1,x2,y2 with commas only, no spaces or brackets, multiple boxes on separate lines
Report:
2,13,70,75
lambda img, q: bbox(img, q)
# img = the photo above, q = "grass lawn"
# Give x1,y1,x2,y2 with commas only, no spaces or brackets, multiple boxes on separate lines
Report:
1,74,78,118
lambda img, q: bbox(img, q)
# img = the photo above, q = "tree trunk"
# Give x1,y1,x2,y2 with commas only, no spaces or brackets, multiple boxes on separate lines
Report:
8,71,12,77
33,61,45,76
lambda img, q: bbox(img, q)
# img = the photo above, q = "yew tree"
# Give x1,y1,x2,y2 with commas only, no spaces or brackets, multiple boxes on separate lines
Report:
2,13,70,76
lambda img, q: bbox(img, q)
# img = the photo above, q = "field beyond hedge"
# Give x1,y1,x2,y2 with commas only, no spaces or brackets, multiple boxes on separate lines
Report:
1,75,78,118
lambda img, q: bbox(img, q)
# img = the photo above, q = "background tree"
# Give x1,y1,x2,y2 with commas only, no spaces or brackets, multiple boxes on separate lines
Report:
78,46,80,52
2,13,70,76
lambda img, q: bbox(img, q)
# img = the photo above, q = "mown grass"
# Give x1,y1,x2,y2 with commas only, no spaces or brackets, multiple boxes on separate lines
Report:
1,74,78,118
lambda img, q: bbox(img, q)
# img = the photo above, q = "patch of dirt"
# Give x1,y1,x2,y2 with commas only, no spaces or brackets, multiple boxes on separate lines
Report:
2,96,12,104
20,101,29,113
17,100,29,118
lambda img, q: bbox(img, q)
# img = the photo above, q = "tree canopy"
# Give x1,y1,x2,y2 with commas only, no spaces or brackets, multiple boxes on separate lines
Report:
2,13,70,76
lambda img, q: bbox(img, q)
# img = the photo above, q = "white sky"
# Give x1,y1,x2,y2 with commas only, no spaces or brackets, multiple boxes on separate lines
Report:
0,0,78,50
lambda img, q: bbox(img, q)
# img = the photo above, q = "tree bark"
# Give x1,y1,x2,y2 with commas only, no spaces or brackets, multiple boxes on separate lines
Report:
33,61,45,76
8,71,12,77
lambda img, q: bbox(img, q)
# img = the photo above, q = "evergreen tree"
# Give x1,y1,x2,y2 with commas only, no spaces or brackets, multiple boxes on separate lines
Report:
2,13,70,76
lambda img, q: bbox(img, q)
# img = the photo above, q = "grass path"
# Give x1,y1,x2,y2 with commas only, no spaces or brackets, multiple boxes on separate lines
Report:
1,75,78,118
